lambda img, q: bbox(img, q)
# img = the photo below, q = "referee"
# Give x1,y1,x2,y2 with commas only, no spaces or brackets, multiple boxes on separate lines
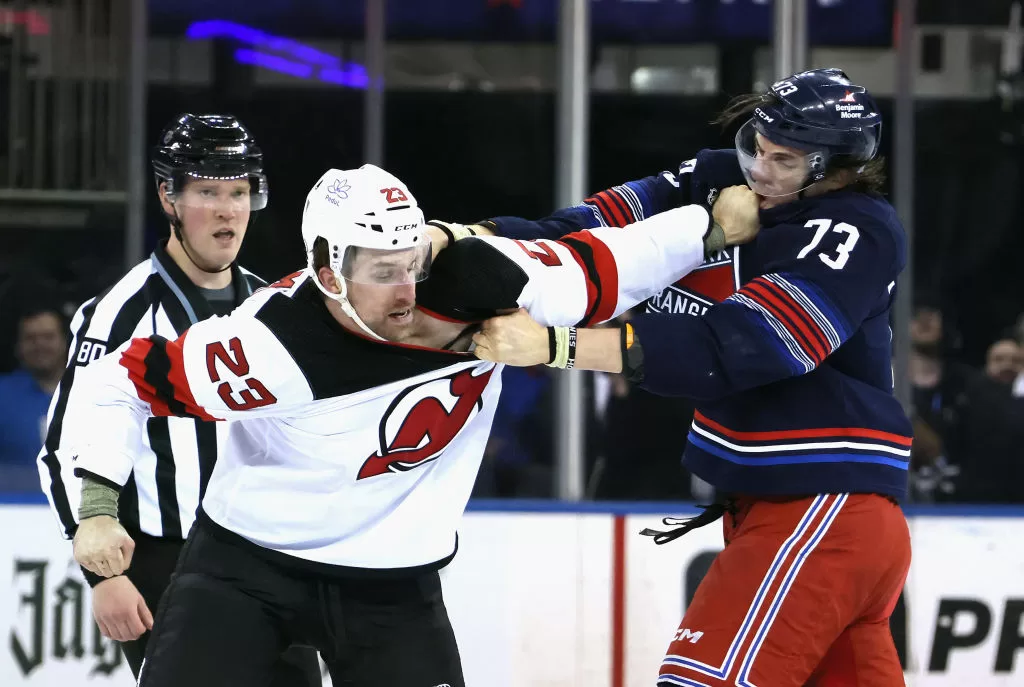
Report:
36,113,320,685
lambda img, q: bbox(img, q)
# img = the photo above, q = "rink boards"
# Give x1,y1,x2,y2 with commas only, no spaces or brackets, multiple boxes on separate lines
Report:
2,498,1022,686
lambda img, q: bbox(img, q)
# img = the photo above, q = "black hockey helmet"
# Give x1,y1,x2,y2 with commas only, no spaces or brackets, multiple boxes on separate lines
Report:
736,68,882,197
152,113,268,211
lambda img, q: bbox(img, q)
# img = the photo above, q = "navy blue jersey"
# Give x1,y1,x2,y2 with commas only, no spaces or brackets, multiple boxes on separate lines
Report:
490,149,744,243
488,150,913,499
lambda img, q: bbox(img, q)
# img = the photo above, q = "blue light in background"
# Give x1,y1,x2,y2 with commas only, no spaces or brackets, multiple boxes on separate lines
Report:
321,66,370,89
186,19,368,89
234,48,313,79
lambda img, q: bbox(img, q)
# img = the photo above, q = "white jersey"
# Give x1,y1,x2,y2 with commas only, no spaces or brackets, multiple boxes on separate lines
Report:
36,241,262,540
68,206,709,573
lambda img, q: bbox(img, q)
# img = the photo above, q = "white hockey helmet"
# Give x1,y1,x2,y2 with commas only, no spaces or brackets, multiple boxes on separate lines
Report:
301,164,431,339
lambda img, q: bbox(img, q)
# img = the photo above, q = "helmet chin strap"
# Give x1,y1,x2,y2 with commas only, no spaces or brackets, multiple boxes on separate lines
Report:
168,207,232,275
309,267,387,341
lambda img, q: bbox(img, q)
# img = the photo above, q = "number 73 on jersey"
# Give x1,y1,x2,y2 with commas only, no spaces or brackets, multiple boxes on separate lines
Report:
797,219,859,270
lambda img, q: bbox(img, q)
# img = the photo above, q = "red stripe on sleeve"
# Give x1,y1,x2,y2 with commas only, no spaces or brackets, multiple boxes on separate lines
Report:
119,339,173,416
560,231,620,326
166,332,218,421
603,189,636,223
596,191,629,226
755,278,833,361
743,279,829,364
118,334,218,421
586,192,627,227
561,245,598,324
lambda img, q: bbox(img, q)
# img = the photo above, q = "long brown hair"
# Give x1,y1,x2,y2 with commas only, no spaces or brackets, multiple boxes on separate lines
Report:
713,92,887,196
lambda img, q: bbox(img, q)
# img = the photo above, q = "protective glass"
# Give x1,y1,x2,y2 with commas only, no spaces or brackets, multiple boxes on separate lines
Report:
340,243,432,285
170,172,268,212
735,120,826,198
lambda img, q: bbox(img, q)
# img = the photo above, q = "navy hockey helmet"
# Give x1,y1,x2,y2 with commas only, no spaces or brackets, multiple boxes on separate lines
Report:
152,113,268,211
737,68,882,197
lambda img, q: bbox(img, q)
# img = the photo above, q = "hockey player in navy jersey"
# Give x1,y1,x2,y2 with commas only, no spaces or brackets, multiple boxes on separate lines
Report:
473,69,912,686
66,163,761,687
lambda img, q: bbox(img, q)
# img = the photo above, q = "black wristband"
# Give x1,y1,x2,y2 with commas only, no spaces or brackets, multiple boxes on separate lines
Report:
566,327,577,370
476,219,499,235
547,327,557,365
81,565,118,588
427,220,456,247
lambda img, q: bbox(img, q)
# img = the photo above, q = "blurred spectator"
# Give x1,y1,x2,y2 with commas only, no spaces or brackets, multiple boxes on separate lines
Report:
0,303,69,489
475,366,556,498
474,365,611,499
1014,314,1024,398
908,305,1024,503
984,337,1023,392
591,377,699,501
586,312,698,501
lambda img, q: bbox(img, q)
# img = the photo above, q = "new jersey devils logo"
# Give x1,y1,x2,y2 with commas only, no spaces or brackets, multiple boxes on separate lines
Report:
358,367,495,480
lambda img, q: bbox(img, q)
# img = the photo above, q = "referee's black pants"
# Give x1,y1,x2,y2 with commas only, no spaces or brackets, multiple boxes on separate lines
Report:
119,529,322,686
137,519,465,687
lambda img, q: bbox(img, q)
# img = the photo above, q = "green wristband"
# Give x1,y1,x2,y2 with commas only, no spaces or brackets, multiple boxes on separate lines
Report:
703,221,726,257
79,476,120,521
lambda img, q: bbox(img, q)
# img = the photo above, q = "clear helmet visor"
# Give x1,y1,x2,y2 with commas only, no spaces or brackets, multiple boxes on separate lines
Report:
340,242,432,285
735,120,827,199
169,172,268,212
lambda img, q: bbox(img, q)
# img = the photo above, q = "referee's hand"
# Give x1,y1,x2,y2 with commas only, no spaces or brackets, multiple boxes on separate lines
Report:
93,576,154,642
74,515,135,577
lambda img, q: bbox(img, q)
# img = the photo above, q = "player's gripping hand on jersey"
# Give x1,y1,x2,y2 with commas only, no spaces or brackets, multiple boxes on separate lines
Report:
473,185,762,367
74,514,135,577
423,220,495,260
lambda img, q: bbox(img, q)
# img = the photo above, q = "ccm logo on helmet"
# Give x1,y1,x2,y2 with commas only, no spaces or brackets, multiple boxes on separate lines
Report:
394,223,419,231
755,108,774,124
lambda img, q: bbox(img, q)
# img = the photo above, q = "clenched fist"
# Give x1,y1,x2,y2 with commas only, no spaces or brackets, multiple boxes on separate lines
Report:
472,308,550,367
713,185,761,246
74,515,135,578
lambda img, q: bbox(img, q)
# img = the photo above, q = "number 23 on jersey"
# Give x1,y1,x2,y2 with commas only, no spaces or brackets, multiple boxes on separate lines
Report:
205,338,277,411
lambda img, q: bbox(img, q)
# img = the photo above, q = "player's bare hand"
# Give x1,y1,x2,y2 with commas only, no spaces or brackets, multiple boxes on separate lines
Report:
74,515,135,577
712,185,761,246
92,575,154,642
473,308,550,367
424,221,453,261
425,220,495,260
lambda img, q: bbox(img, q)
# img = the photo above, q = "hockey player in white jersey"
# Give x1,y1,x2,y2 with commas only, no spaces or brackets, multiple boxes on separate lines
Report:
68,163,759,687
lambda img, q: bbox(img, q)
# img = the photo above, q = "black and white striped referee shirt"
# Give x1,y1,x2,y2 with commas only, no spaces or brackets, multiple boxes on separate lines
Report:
36,239,263,540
